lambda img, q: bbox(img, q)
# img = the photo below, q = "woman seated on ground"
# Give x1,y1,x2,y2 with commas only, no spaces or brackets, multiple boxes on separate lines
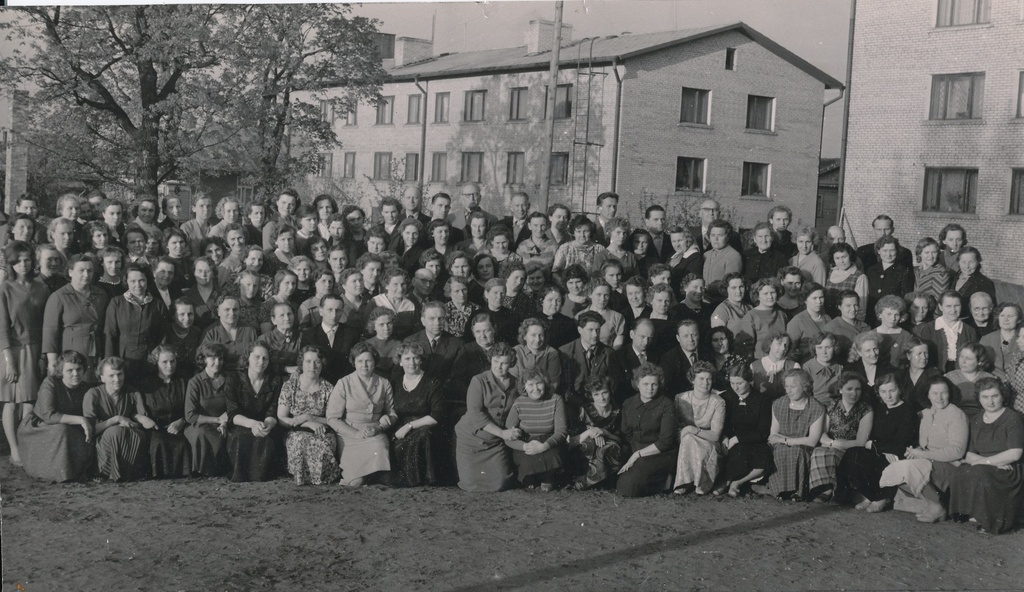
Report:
505,367,568,491
512,318,562,392
568,376,624,491
225,343,283,483
18,351,95,482
85,356,154,482
981,303,1022,378
201,294,259,373
754,368,825,500
845,331,893,390
708,326,746,391
718,364,772,497
388,342,444,488
803,332,843,406
879,376,968,524
897,335,944,411
616,363,679,498
751,332,800,401
786,282,831,364
454,342,521,492
733,278,788,360
139,346,191,478
945,343,996,422
185,342,234,477
836,373,920,513
672,361,726,496
277,346,340,486
947,377,1024,534
327,342,397,487
807,372,873,502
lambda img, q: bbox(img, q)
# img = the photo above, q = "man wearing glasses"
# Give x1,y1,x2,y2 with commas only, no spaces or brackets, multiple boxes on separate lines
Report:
454,182,499,231
689,199,739,253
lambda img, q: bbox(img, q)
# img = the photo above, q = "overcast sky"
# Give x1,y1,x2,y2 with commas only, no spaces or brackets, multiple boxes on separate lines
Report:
353,0,852,157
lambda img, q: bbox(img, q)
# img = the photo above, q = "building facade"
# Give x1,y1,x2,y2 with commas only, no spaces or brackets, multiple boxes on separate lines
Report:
843,0,1024,284
309,21,840,229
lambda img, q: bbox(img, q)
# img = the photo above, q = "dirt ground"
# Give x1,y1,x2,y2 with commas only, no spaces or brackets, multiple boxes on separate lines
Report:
2,462,1022,592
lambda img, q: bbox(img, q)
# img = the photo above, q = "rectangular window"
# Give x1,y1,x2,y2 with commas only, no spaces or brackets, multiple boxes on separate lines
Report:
407,94,422,124
544,84,573,119
550,152,569,186
313,153,333,178
679,87,710,124
319,100,333,123
741,162,770,197
1019,72,1024,118
675,157,705,192
460,152,483,183
509,87,528,120
342,107,357,126
746,95,774,131
936,0,991,26
930,73,985,120
375,96,394,125
923,167,977,213
1011,169,1024,214
434,92,450,123
464,90,486,122
506,152,525,185
431,152,448,182
373,152,392,180
725,48,736,70
404,153,420,182
342,152,355,178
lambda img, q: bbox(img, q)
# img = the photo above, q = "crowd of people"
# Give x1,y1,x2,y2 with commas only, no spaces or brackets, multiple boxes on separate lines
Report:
1,184,1021,534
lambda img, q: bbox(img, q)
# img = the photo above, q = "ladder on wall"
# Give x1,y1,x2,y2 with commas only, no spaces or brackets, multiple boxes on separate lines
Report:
570,38,606,215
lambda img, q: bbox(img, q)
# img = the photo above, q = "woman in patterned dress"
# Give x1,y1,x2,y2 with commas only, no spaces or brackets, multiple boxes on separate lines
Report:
85,356,154,481
824,243,867,321
913,237,951,304
672,361,726,495
754,368,825,500
277,346,340,485
808,371,873,501
552,215,609,280
569,375,624,490
443,276,478,339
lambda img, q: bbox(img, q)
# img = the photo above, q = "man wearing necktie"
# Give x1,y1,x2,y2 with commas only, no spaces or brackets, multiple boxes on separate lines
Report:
559,311,623,409
454,182,498,232
499,191,532,250
614,318,655,405
659,320,704,395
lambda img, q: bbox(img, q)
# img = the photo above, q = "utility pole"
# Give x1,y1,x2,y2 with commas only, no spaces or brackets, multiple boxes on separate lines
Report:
539,1,564,213
837,0,856,228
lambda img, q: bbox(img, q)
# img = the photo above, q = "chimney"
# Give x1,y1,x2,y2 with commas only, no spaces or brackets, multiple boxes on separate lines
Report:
525,20,573,54
394,37,434,67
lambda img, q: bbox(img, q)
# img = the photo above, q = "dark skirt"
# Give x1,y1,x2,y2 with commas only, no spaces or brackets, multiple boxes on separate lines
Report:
455,432,514,493
511,445,565,482
18,420,95,482
949,464,1024,534
184,424,229,477
616,450,676,498
226,426,282,482
570,439,625,490
390,425,440,488
96,426,148,482
836,446,897,501
149,430,192,479
725,442,772,481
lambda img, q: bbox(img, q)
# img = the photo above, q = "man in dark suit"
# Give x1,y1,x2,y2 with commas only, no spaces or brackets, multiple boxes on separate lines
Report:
613,318,655,405
404,302,463,379
402,185,432,228
453,182,499,233
499,191,532,250
659,319,704,395
560,311,623,409
428,192,465,245
301,294,358,383
688,199,741,254
644,205,674,262
375,197,403,250
855,214,913,270
591,191,619,246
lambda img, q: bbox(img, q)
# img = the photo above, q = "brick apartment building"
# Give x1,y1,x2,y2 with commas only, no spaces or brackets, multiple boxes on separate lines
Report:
843,0,1024,285
309,21,841,229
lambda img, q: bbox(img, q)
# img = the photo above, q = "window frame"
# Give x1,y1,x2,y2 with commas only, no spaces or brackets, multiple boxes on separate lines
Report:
929,72,985,120
434,92,450,123
375,96,394,125
431,152,448,182
506,151,526,185
745,95,775,131
922,166,978,213
725,48,737,70
372,152,393,180
313,152,333,178
550,152,569,186
543,84,573,120
342,107,357,126
460,152,483,183
407,94,422,125
1017,72,1024,118
509,87,529,121
404,153,420,182
464,90,487,122
936,0,991,27
1011,168,1024,215
342,152,356,179
679,87,711,125
674,157,706,192
741,161,770,197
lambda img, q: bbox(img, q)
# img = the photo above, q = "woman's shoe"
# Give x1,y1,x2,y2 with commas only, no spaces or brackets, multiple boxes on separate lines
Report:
915,500,946,523
865,499,890,513
854,499,872,511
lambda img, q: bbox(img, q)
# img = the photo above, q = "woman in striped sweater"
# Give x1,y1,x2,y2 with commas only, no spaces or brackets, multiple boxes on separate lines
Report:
505,366,568,491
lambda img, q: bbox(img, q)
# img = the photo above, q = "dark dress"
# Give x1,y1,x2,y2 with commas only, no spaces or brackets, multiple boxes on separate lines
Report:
721,388,773,481
162,326,203,379
948,409,1024,533
140,375,192,478
184,371,233,476
18,377,95,482
836,401,919,502
454,371,519,492
389,372,445,487
83,385,149,482
225,371,283,482
616,394,679,498
569,403,625,489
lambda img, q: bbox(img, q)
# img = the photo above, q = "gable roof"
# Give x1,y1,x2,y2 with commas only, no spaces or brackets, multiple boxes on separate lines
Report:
386,22,843,89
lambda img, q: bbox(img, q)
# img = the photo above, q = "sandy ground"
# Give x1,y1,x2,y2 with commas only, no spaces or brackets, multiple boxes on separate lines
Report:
2,462,1023,592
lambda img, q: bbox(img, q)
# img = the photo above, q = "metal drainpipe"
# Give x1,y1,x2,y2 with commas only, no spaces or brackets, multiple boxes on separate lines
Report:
414,77,428,188
611,57,622,192
837,0,857,227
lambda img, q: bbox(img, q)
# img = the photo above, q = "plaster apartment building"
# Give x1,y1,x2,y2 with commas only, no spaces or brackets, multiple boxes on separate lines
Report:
843,0,1024,285
311,21,841,229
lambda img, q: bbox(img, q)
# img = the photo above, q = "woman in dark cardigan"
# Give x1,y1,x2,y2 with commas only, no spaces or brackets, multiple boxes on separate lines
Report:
225,342,283,482
104,263,165,383
139,345,191,478
616,363,679,498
